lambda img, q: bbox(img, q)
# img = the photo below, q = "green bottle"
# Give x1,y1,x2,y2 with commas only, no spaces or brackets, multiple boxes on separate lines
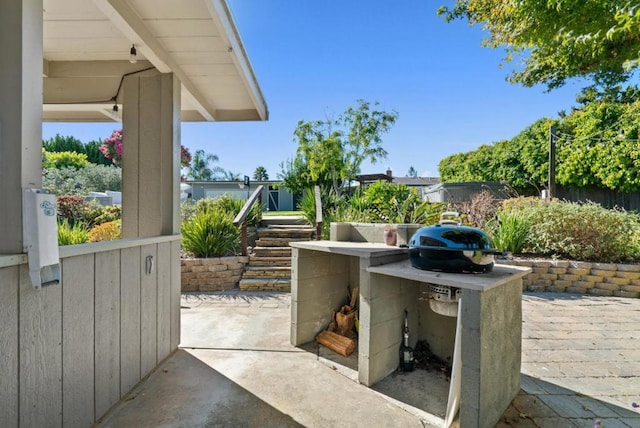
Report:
401,310,414,371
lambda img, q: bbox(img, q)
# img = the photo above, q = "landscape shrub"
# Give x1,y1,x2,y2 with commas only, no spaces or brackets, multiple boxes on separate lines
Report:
190,194,261,226
181,210,240,258
57,219,89,246
43,150,90,169
43,164,121,195
181,200,198,222
487,209,533,254
361,181,426,223
453,190,499,229
93,205,121,224
56,196,102,226
522,200,640,262
88,220,121,242
299,186,344,239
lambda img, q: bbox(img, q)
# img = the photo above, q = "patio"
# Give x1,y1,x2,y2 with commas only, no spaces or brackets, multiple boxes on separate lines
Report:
96,291,640,427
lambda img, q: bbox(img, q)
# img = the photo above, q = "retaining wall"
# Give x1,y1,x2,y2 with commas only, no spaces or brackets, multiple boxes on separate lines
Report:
181,256,248,292
500,259,640,298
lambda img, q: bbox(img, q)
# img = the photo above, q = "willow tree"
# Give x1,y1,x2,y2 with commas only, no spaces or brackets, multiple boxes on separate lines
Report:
438,1,640,90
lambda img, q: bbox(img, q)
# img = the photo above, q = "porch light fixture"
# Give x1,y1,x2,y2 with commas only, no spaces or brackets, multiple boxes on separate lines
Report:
111,97,119,120
129,44,137,64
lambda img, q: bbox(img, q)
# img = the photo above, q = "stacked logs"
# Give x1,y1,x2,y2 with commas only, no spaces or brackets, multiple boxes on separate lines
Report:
316,287,358,357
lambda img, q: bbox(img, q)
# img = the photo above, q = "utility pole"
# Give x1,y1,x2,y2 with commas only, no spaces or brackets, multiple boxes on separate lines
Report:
548,125,556,200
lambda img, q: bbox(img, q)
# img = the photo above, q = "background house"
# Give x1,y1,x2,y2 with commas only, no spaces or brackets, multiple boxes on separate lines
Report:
187,180,301,211
356,168,440,200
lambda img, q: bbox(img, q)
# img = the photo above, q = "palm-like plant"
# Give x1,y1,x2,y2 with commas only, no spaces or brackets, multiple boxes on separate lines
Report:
187,149,221,181
253,166,269,181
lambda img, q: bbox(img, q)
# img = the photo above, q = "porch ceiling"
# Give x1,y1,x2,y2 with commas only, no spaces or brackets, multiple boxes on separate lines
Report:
43,0,268,122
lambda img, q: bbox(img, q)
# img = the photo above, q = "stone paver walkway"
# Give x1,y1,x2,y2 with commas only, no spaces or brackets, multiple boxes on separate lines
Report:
499,292,640,427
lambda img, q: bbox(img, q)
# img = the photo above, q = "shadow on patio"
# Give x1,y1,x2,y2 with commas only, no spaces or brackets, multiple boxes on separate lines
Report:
97,291,640,427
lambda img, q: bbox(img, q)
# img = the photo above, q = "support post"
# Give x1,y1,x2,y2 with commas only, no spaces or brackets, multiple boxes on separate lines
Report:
548,125,556,200
0,0,43,254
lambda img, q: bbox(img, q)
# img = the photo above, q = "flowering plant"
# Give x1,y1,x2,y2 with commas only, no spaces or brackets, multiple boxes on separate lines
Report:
100,129,192,171
181,145,192,168
99,129,123,166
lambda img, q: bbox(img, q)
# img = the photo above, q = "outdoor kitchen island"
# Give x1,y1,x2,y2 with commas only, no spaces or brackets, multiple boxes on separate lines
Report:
289,239,530,428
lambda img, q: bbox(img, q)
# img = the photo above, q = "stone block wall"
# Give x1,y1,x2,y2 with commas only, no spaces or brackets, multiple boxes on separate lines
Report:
181,256,248,292
500,259,640,298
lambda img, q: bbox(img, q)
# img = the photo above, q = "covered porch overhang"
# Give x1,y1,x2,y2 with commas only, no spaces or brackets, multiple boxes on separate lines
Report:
0,1,267,426
42,0,268,123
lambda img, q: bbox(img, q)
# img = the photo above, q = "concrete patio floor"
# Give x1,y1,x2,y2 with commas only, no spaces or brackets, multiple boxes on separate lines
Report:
97,291,640,427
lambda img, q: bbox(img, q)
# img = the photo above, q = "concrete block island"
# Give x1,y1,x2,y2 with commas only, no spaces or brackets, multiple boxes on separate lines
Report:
290,231,530,428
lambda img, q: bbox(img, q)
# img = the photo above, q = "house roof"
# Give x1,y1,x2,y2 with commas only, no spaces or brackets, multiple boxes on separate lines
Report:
392,177,440,186
42,0,268,122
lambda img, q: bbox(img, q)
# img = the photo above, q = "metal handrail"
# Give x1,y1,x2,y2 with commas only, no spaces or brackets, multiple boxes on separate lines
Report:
233,185,264,256
314,185,322,240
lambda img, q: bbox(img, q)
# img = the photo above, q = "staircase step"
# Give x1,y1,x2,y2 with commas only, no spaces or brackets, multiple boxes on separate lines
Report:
239,278,291,292
255,237,311,247
249,256,291,267
260,216,306,226
251,246,291,257
242,266,291,279
257,228,314,238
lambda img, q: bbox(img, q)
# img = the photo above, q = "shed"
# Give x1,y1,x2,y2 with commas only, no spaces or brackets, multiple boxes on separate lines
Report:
423,181,512,203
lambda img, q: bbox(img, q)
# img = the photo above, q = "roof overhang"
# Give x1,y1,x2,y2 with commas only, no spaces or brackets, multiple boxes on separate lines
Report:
43,0,268,122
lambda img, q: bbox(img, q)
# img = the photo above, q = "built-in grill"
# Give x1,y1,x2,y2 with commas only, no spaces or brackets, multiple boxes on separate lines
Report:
408,212,501,274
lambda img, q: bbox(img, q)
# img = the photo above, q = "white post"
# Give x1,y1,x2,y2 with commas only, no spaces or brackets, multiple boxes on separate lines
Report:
121,71,181,238
0,0,43,254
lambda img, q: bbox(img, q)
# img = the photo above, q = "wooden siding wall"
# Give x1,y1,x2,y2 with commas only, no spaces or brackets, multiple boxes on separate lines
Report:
0,240,181,427
556,186,640,211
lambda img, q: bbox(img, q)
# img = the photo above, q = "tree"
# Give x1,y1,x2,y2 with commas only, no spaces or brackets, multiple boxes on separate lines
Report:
253,166,269,181
438,92,640,193
84,140,112,165
279,99,398,194
43,134,85,153
218,170,241,181
341,100,398,182
407,166,418,178
187,149,223,181
43,134,111,166
438,1,640,90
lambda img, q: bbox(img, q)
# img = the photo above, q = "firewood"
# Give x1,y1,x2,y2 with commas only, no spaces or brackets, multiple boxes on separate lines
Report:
316,330,356,357
336,305,356,337
349,287,359,309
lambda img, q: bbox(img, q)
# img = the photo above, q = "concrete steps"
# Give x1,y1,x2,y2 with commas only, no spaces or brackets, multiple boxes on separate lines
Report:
248,256,292,267
239,219,315,292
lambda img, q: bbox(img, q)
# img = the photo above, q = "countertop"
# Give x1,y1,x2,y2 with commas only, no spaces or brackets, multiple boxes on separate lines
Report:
289,240,407,258
367,259,531,292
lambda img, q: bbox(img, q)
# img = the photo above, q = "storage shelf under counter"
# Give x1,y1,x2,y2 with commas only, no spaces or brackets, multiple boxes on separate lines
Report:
289,240,531,428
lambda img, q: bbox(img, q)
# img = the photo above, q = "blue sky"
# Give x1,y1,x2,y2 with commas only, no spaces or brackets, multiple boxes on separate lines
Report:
43,0,584,179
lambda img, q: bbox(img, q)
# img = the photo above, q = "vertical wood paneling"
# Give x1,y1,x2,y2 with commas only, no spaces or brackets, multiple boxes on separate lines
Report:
120,247,141,394
19,264,62,427
139,75,162,237
95,250,121,418
156,242,171,361
140,244,158,376
0,266,19,427
121,76,140,239
170,240,181,350
62,254,95,427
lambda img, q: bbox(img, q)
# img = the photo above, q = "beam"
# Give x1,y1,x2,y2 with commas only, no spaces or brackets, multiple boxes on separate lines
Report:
92,0,216,121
